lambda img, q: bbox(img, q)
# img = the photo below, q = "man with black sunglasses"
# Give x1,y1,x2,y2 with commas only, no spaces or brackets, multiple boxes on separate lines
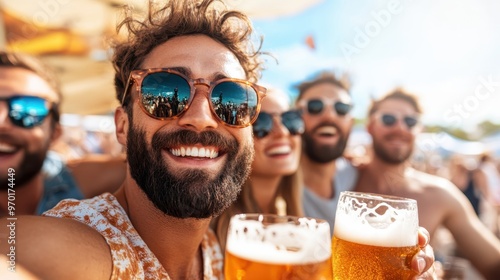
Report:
1,0,266,279
0,52,126,218
354,89,500,280
295,71,357,233
0,51,68,217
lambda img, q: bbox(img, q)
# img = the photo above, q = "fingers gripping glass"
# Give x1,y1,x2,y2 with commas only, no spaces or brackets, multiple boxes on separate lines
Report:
305,99,353,116
252,110,305,138
0,95,53,128
380,114,419,129
121,68,267,128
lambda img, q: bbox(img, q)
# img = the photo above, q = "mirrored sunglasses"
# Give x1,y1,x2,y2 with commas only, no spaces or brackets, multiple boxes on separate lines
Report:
252,110,304,139
0,95,53,128
380,113,419,129
121,68,267,128
305,99,353,116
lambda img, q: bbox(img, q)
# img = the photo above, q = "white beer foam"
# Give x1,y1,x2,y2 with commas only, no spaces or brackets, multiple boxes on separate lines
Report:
334,194,418,247
226,216,331,264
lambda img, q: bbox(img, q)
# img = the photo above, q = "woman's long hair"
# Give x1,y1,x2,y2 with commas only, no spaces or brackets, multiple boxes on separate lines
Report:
211,168,304,252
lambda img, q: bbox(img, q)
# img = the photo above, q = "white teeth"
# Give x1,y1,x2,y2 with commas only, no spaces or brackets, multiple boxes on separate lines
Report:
0,143,16,153
267,146,292,156
170,146,219,159
192,147,199,157
317,126,338,135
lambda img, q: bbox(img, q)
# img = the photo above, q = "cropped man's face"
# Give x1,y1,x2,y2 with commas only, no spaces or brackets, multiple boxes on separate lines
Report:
0,67,60,188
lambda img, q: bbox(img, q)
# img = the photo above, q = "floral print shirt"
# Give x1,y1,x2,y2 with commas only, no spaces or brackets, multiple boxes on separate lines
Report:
43,193,224,279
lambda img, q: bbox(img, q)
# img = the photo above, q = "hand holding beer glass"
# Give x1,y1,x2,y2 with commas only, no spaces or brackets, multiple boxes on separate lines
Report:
332,191,420,279
225,214,332,280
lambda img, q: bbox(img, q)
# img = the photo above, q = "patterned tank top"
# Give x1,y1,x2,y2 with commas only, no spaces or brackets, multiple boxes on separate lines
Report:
43,193,224,279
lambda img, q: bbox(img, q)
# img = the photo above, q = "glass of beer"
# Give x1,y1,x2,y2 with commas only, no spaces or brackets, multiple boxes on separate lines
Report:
332,191,420,279
225,213,332,280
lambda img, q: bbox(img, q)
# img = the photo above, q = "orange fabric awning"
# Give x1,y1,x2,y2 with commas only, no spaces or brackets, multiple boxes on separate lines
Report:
2,10,89,55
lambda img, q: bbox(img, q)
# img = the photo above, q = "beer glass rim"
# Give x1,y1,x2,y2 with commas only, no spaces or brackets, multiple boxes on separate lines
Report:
231,213,329,225
341,191,417,204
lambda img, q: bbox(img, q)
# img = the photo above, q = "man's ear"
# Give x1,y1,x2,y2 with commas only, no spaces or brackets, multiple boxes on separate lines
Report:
115,106,129,146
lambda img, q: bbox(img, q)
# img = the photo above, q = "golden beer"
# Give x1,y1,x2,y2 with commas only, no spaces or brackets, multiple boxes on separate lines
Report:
225,214,332,280
225,250,332,280
332,236,419,279
332,192,419,280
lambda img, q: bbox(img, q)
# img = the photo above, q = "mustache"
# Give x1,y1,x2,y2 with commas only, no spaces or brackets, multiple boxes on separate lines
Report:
0,132,22,146
383,132,412,141
151,129,238,153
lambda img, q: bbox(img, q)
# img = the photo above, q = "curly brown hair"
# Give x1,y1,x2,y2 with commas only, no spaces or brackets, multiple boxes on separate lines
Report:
112,0,264,106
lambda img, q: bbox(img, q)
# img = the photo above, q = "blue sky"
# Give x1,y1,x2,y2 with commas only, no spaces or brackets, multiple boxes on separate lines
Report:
252,0,500,131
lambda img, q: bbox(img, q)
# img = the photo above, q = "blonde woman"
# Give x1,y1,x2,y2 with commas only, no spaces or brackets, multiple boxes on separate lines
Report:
212,88,305,252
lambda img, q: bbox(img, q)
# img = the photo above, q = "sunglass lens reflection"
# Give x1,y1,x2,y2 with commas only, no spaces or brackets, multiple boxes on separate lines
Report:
252,112,273,138
211,81,258,126
381,114,418,129
140,72,191,118
9,96,50,128
307,100,324,115
253,111,304,139
282,111,304,135
335,102,351,116
381,114,397,126
307,100,351,116
140,72,259,127
404,117,418,128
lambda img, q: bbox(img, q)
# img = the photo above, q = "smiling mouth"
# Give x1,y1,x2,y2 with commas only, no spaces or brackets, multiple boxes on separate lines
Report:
0,142,17,154
266,145,292,156
170,145,219,159
316,126,338,137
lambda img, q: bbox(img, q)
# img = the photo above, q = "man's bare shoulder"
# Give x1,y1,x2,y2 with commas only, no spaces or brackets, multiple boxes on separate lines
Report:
410,169,458,191
408,169,471,207
0,215,112,280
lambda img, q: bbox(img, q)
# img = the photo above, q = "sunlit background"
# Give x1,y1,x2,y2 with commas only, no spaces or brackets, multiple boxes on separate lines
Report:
252,0,500,134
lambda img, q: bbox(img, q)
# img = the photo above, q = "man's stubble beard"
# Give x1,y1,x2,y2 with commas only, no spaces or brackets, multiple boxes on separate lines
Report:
372,136,413,165
126,123,253,219
0,133,50,189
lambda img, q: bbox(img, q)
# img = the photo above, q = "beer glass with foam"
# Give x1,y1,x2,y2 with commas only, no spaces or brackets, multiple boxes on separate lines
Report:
225,214,332,280
332,191,420,279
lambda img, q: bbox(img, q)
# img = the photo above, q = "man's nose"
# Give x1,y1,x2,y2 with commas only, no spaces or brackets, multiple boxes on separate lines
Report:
177,85,219,130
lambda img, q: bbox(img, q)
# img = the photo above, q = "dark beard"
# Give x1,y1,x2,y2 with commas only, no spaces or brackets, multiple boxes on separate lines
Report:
0,135,48,189
126,125,253,219
302,123,349,164
372,138,412,164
